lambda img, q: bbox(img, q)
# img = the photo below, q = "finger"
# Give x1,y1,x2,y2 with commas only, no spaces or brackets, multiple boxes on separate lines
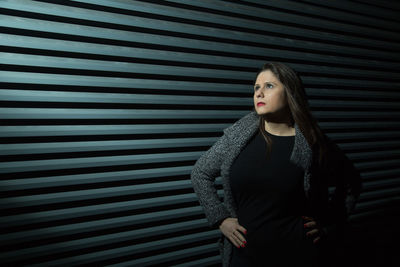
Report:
313,236,321,244
233,230,247,245
302,215,313,221
231,234,245,248
304,220,317,228
306,229,319,237
228,236,241,248
235,231,247,244
238,225,247,235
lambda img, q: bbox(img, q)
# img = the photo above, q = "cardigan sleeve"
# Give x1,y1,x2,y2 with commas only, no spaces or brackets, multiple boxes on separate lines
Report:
190,132,231,229
320,137,363,241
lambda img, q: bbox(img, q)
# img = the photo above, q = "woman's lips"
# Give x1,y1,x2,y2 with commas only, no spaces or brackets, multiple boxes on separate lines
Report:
257,102,265,106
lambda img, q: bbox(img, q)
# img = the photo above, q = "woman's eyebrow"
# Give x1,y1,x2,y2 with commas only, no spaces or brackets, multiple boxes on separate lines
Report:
265,81,277,84
254,81,277,87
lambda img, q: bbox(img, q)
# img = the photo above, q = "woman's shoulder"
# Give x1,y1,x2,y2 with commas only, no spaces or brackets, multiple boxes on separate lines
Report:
321,133,356,175
222,111,259,137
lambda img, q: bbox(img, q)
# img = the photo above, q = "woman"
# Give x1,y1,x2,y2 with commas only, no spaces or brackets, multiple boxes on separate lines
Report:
190,62,362,267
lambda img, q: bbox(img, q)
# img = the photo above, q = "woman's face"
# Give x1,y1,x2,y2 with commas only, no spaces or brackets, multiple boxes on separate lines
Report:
253,70,288,116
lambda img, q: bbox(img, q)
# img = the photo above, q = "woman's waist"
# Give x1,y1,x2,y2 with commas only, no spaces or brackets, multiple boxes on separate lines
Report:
239,215,304,243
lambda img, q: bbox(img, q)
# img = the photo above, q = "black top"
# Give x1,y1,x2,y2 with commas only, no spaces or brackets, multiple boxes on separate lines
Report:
229,129,319,266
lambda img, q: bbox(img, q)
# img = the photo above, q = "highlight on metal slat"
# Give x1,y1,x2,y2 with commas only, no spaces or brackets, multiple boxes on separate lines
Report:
3,52,399,81
0,192,199,227
4,0,399,50
0,124,231,137
3,33,399,70
0,208,208,246
239,0,400,26
0,138,219,155
294,0,400,22
0,89,252,105
1,6,399,61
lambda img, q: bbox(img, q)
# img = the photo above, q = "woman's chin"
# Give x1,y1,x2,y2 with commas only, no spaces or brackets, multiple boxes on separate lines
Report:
255,109,269,116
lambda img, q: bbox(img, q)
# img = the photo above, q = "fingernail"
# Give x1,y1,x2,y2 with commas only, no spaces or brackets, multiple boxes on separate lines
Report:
243,241,247,244
244,230,247,234
303,224,307,228
241,244,245,247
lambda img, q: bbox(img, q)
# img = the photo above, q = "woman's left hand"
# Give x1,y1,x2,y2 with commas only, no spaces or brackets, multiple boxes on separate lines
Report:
302,216,323,244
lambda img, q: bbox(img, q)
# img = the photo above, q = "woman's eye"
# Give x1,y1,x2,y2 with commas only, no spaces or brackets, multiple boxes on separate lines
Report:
266,83,274,89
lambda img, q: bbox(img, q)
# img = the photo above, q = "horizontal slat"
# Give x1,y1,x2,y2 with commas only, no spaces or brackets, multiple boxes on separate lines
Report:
349,197,400,221
4,0,399,50
0,89,251,105
358,186,400,201
0,108,249,119
327,131,400,141
105,243,218,267
302,77,398,89
311,99,399,109
307,88,400,100
321,122,400,131
356,159,400,170
354,196,400,213
313,111,400,119
3,33,400,70
33,239,218,267
0,192,201,227
0,138,217,155
242,0,400,25
0,166,193,190
0,72,251,93
2,71,398,90
173,255,220,267
338,140,400,152
1,14,398,61
0,180,198,209
1,122,398,139
1,218,213,254
0,124,228,137
1,226,219,265
72,0,400,39
2,90,400,110
360,168,400,181
347,150,400,161
1,126,399,139
2,108,399,119
0,152,201,174
294,0,400,22
1,137,398,157
1,53,253,80
362,177,400,190
3,52,400,80
0,206,208,246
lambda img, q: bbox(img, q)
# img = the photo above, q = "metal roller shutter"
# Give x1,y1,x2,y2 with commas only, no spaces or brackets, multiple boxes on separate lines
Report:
1,0,399,266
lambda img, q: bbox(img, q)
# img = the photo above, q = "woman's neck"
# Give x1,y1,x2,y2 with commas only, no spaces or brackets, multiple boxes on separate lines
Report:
264,120,295,136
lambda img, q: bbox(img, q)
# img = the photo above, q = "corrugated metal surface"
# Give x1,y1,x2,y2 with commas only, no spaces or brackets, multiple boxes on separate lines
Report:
0,0,399,265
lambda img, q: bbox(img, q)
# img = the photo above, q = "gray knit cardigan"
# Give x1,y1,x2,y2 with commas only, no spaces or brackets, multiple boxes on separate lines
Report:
190,111,362,267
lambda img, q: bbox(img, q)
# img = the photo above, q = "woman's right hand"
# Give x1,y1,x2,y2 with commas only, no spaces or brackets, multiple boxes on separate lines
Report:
219,217,247,248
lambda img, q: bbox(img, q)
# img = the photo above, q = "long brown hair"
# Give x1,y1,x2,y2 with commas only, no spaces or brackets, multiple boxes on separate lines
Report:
254,62,328,168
